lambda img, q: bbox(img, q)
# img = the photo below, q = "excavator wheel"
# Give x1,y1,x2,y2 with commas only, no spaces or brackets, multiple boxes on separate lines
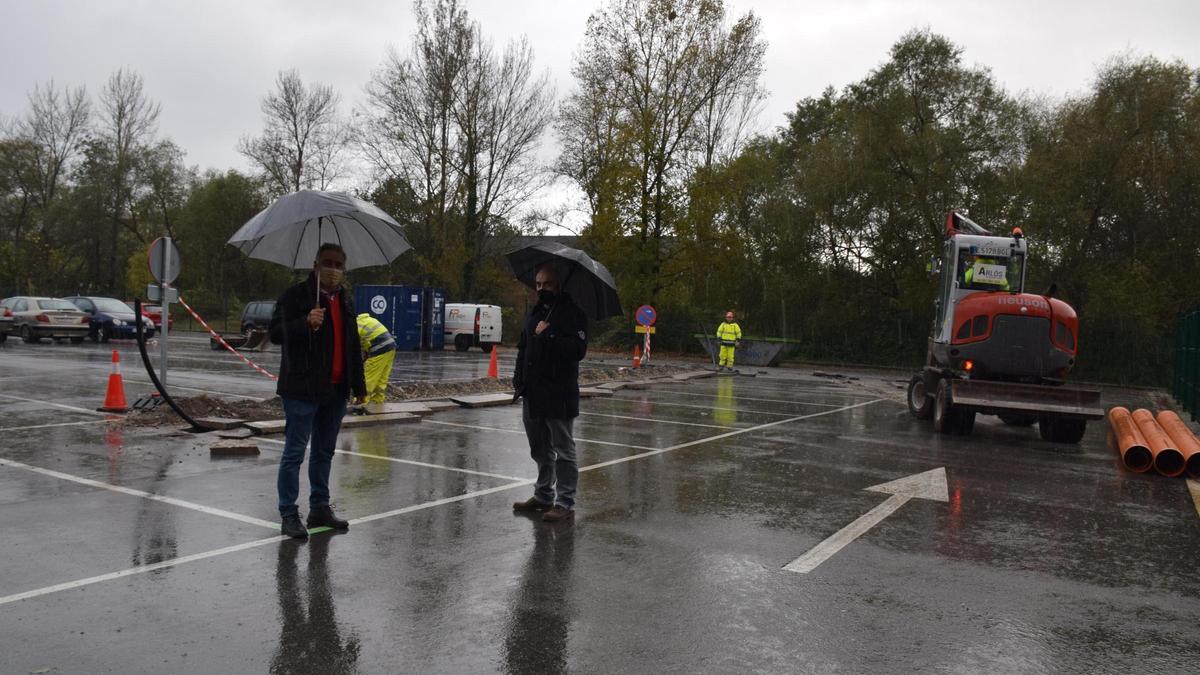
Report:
1038,416,1087,444
933,379,975,435
907,374,933,420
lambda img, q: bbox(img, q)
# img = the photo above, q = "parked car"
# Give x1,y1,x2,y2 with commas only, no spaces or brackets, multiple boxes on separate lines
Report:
65,296,155,342
140,303,174,331
444,303,502,352
9,297,90,343
240,300,276,334
0,297,16,343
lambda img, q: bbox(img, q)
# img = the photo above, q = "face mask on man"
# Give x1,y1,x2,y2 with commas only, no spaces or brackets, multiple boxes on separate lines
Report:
537,289,556,306
319,266,345,288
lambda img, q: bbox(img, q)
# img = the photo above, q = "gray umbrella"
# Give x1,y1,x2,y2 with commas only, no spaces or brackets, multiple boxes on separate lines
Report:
228,189,411,271
506,241,622,320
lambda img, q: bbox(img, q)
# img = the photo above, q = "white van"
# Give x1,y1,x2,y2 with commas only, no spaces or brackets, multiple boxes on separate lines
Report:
444,303,502,352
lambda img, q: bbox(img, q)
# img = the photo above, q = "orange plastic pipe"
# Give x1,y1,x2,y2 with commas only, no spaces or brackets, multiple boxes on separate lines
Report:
1131,408,1184,477
1107,407,1152,473
1156,410,1200,479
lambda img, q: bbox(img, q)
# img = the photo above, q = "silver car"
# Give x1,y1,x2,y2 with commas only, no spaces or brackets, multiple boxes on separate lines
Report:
9,297,90,343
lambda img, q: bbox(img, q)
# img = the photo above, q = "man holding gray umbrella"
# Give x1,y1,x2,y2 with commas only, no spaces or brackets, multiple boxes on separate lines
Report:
270,242,366,539
506,242,620,523
230,189,411,540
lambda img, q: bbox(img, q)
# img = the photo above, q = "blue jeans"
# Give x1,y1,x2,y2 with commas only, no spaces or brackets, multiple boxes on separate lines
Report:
278,393,348,517
522,401,579,509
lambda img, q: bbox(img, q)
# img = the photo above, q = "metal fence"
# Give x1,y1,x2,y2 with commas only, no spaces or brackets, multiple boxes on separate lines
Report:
1174,308,1200,421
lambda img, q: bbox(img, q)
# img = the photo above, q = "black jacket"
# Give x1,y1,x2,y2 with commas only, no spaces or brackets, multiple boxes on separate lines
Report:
514,293,588,419
269,275,367,402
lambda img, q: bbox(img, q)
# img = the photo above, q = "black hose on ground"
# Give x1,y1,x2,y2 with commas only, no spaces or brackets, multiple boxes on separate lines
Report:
134,298,212,432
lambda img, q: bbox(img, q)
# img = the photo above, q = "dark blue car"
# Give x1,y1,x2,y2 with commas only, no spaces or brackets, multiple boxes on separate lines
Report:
66,296,156,342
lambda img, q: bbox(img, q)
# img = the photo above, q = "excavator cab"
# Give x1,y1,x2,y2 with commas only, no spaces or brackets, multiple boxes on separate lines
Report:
931,233,1027,345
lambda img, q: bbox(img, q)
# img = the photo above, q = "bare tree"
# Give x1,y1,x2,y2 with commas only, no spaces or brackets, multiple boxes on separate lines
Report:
17,81,92,207
453,31,555,296
359,0,553,297
98,67,161,288
240,69,346,195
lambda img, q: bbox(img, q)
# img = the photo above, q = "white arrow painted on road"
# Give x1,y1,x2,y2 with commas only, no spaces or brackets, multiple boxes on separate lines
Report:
783,467,949,574
1188,479,1200,519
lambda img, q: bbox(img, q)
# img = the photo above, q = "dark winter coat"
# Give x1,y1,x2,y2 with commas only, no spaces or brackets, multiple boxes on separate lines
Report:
269,274,367,402
514,293,588,419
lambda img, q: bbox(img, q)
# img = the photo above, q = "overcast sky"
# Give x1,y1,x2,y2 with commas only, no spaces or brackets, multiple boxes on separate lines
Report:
3,0,1198,222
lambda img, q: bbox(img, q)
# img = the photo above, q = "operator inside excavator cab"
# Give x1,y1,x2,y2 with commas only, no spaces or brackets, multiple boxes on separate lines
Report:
957,249,1021,292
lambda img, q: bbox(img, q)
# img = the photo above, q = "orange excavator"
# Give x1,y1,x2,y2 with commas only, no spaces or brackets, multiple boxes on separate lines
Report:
907,212,1104,442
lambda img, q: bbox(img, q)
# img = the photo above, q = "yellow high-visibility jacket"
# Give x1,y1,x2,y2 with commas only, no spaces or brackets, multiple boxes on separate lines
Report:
357,313,395,357
716,321,742,346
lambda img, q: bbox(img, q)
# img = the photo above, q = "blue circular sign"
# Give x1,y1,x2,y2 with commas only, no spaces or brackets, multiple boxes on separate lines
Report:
636,304,657,327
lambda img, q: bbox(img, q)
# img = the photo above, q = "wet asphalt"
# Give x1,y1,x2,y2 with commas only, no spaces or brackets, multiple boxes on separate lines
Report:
0,334,1198,673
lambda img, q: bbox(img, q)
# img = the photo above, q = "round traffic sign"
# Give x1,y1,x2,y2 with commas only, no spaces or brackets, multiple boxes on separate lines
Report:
147,237,181,284
635,304,657,327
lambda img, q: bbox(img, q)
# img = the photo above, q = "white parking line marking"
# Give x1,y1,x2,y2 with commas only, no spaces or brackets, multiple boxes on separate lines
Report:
578,411,736,430
0,535,290,607
256,438,525,482
0,457,278,529
0,397,889,606
579,399,885,473
0,393,107,416
349,479,532,525
649,387,845,407
591,396,795,418
424,418,659,450
0,479,532,608
0,419,108,432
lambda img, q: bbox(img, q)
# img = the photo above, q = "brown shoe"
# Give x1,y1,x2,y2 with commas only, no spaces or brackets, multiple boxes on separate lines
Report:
541,506,574,523
513,497,552,512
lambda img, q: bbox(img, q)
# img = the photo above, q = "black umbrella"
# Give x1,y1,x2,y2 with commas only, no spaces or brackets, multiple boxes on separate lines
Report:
505,242,622,320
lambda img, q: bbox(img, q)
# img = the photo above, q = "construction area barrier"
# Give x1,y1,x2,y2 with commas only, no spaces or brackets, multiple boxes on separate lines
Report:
98,349,128,413
176,295,278,381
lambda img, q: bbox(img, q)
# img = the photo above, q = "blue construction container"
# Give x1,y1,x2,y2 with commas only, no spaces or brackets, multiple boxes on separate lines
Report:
424,288,446,350
354,284,425,351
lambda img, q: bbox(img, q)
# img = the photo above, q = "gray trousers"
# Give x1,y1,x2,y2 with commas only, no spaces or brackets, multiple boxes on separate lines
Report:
521,401,579,509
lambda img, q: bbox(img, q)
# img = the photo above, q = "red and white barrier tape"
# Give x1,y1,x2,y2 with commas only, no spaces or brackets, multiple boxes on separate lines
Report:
176,296,278,381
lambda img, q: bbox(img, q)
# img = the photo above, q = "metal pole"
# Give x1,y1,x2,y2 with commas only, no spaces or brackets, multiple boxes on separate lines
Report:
158,237,171,389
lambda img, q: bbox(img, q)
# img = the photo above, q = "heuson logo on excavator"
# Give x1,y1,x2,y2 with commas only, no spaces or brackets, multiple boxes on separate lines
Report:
996,296,1049,311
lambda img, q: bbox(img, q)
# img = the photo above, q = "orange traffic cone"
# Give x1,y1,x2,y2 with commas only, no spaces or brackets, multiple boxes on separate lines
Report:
99,349,128,413
487,345,499,379
632,344,642,369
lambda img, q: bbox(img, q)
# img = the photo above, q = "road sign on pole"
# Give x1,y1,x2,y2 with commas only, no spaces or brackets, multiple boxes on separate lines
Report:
635,304,656,364
148,237,181,284
147,237,181,388
636,304,657,327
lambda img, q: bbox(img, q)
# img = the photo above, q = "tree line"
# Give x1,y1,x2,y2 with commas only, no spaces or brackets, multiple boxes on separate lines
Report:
2,0,1196,385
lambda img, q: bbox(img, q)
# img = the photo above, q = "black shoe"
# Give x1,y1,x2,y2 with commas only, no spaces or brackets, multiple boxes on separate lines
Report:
541,506,575,523
281,513,309,539
307,505,349,530
513,497,553,512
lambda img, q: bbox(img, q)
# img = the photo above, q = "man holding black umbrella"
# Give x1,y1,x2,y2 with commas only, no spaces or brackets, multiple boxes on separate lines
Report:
270,243,366,539
512,264,589,523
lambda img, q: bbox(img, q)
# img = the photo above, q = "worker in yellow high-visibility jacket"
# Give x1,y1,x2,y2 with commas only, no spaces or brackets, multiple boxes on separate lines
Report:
715,311,742,372
356,313,396,404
